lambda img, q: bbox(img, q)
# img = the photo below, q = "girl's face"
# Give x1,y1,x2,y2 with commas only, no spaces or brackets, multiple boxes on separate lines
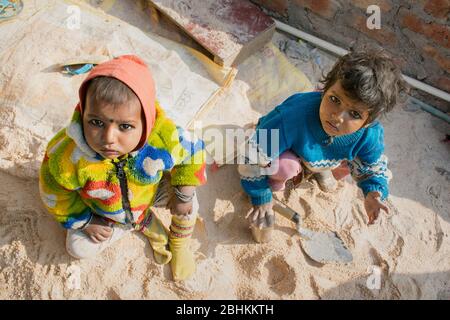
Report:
82,94,143,159
319,80,370,136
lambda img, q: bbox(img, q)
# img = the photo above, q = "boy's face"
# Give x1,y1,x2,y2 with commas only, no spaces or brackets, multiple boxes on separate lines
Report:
319,80,370,136
82,94,143,159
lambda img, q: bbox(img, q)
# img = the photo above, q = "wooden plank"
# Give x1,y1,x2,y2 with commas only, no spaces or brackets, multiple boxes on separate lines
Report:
147,0,275,66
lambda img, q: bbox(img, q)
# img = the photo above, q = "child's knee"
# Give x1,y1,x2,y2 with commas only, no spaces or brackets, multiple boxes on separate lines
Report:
270,151,301,181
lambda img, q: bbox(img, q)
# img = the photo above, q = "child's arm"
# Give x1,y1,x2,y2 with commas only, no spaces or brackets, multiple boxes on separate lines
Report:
169,126,207,188
239,108,290,206
39,154,93,230
166,126,207,215
348,126,391,223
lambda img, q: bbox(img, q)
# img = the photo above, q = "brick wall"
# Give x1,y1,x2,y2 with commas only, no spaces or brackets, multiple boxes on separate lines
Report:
251,0,450,112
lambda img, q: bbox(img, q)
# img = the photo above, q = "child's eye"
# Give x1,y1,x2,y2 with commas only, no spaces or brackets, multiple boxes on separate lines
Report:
349,110,362,119
89,119,104,127
119,124,134,131
329,95,340,104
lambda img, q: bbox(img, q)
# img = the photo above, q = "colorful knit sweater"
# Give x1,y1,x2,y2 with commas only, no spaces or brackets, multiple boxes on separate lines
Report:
239,91,391,205
39,103,206,230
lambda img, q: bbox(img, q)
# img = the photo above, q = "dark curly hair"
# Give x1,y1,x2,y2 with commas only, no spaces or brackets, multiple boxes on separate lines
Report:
320,48,409,122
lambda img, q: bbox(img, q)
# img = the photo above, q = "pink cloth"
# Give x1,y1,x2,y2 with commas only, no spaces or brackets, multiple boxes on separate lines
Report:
268,151,350,191
268,151,302,191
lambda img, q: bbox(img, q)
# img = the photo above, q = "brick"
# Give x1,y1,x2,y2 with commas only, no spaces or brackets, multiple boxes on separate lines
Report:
251,0,289,16
427,23,450,49
293,0,341,20
422,45,450,73
352,0,393,12
353,14,398,46
436,76,450,92
308,12,357,46
401,11,450,48
401,12,423,33
424,0,450,19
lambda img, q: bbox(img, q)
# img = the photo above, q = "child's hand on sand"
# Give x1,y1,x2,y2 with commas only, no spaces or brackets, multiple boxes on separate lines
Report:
364,191,389,225
246,201,275,229
83,215,113,243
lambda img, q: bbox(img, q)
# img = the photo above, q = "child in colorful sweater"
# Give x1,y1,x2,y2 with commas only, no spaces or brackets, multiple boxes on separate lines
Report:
39,55,206,281
239,49,407,240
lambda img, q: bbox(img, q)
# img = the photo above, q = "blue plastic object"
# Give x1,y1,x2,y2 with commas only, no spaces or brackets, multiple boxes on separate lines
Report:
64,63,94,76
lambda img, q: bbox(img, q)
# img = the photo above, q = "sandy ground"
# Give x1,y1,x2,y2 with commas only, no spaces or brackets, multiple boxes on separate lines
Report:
0,0,449,300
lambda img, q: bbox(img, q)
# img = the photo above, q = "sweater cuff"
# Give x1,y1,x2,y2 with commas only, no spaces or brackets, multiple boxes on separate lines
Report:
362,184,388,201
250,191,273,206
79,213,94,230
61,209,93,230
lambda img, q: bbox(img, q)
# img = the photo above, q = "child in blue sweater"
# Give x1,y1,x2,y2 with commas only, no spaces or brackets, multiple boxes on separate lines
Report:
239,48,407,239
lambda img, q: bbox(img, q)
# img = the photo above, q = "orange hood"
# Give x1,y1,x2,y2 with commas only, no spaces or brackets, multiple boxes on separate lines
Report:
77,55,156,150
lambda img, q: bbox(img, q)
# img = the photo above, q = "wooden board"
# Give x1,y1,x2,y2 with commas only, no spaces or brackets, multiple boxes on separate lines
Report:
147,0,276,66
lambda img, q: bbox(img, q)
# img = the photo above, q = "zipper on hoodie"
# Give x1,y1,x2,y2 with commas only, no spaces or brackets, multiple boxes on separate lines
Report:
113,159,134,227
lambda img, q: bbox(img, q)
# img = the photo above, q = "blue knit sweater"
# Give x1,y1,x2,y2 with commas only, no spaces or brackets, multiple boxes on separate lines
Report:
239,91,391,205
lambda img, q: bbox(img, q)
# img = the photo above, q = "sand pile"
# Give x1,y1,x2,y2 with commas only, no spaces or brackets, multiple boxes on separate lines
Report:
0,0,449,299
